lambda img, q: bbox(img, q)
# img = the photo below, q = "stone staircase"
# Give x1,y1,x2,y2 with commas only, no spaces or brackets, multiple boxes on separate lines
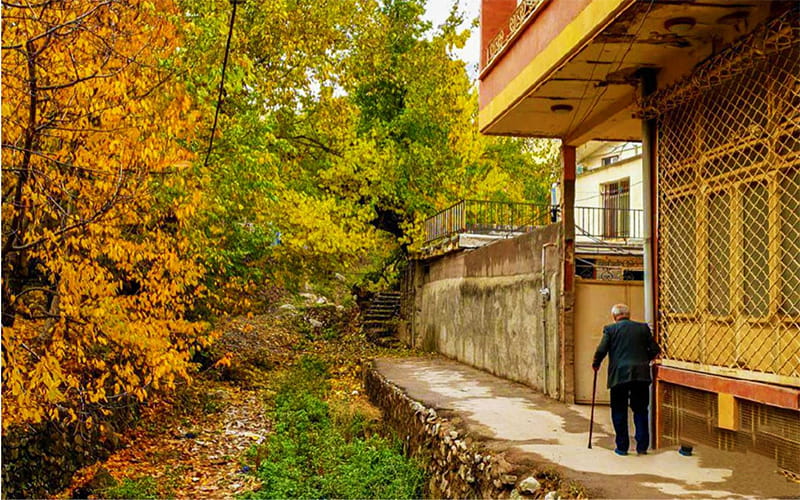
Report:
362,291,402,346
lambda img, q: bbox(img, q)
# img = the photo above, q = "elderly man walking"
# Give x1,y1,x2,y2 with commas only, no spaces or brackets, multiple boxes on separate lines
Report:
593,303,660,456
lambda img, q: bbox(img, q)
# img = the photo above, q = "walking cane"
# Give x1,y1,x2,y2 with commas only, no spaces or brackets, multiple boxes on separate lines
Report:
588,368,598,449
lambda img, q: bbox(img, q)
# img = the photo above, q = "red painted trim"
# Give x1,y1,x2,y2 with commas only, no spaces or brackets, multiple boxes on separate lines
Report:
655,365,800,410
480,0,517,69
479,0,593,109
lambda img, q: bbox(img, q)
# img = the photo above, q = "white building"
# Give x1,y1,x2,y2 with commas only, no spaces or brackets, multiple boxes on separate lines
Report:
574,141,643,280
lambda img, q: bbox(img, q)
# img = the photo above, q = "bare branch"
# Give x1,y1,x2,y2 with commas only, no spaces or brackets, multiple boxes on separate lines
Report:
27,1,117,45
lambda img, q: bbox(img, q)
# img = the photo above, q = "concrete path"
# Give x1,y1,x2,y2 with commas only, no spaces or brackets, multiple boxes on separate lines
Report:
375,357,800,499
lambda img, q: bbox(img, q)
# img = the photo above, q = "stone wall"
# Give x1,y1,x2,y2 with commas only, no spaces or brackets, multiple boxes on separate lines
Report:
411,225,563,398
364,363,532,499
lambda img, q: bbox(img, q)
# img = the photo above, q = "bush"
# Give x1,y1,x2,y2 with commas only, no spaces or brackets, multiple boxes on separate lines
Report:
243,358,424,499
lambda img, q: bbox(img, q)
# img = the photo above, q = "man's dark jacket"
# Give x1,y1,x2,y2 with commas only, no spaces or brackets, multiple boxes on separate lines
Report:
593,319,660,389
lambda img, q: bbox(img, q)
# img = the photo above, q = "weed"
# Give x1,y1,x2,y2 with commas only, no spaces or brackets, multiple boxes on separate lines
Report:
241,357,424,499
101,476,160,499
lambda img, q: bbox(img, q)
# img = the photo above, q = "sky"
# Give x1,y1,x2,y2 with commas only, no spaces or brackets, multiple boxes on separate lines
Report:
423,0,481,78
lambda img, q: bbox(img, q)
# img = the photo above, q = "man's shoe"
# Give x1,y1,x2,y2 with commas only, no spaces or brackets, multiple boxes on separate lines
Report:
614,449,628,456
637,450,647,455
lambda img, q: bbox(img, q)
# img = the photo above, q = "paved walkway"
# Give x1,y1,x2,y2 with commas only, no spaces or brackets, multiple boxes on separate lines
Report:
375,357,800,499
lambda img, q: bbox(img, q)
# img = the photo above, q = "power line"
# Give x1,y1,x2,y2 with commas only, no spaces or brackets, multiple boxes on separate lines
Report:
567,0,655,140
204,0,243,168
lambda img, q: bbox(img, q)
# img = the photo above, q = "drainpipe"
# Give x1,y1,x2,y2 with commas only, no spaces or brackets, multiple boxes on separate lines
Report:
540,242,557,396
640,68,658,449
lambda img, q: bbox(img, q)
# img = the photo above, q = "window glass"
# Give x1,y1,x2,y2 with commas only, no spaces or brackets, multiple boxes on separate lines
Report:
707,192,731,316
664,196,696,313
741,182,770,317
780,169,800,316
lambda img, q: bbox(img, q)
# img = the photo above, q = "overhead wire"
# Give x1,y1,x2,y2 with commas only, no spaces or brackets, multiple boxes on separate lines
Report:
204,0,243,168
565,0,656,141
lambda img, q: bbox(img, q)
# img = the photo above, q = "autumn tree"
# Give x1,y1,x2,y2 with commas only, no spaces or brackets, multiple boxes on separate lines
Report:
339,0,559,251
175,0,558,298
1,3,209,490
175,0,390,302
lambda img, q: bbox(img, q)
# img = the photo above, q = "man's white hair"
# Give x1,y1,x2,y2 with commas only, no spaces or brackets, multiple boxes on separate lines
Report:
611,303,630,318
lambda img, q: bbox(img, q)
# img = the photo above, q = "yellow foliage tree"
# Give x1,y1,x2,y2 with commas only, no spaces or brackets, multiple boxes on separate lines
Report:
1,0,209,430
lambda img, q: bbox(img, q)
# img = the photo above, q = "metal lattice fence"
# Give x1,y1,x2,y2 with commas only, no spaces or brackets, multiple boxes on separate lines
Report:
649,11,800,384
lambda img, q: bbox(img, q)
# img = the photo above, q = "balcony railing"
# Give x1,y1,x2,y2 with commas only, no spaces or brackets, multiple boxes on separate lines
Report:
423,200,556,245
422,201,644,247
485,0,548,69
574,206,644,241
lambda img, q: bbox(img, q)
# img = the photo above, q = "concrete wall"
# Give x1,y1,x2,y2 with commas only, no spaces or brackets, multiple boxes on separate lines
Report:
412,224,563,398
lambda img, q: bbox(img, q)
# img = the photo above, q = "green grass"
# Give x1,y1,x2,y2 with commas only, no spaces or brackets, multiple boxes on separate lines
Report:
102,476,160,499
242,357,425,499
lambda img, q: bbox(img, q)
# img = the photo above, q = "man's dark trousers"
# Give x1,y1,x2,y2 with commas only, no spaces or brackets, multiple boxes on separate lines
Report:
609,381,650,454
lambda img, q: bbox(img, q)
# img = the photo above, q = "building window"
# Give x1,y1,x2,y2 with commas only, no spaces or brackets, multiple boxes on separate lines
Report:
664,195,696,314
602,155,620,166
780,168,800,317
602,178,630,238
741,181,770,317
707,191,731,316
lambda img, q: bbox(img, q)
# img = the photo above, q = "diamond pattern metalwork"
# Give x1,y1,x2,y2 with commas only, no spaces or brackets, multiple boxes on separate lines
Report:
655,22,800,381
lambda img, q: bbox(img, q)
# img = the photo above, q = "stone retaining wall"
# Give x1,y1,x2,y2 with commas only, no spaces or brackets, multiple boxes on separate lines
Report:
365,362,539,499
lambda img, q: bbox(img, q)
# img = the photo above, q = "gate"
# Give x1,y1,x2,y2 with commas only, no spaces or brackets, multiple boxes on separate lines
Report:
574,279,644,404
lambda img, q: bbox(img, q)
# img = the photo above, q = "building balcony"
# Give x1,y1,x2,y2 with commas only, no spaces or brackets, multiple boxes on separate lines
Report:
419,200,643,256
478,0,777,144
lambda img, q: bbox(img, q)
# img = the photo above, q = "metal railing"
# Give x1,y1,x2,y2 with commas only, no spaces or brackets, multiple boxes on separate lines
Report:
423,200,556,245
422,201,645,247
574,206,644,241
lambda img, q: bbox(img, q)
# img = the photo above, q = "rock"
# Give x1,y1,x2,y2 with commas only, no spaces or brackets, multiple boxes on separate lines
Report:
509,489,524,500
315,296,328,304
518,476,542,494
501,474,518,485
307,318,323,328
544,491,561,500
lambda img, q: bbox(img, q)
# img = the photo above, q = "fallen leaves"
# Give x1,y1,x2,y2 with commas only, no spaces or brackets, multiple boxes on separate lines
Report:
59,305,419,499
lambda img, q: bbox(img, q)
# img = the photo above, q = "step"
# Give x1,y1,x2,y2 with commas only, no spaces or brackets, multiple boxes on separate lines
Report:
371,300,400,307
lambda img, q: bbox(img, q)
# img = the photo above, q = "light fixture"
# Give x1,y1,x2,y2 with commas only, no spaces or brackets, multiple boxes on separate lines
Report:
664,17,696,35
551,104,573,114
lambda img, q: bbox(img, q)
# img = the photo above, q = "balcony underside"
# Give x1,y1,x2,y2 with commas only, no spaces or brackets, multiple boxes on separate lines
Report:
479,0,780,145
